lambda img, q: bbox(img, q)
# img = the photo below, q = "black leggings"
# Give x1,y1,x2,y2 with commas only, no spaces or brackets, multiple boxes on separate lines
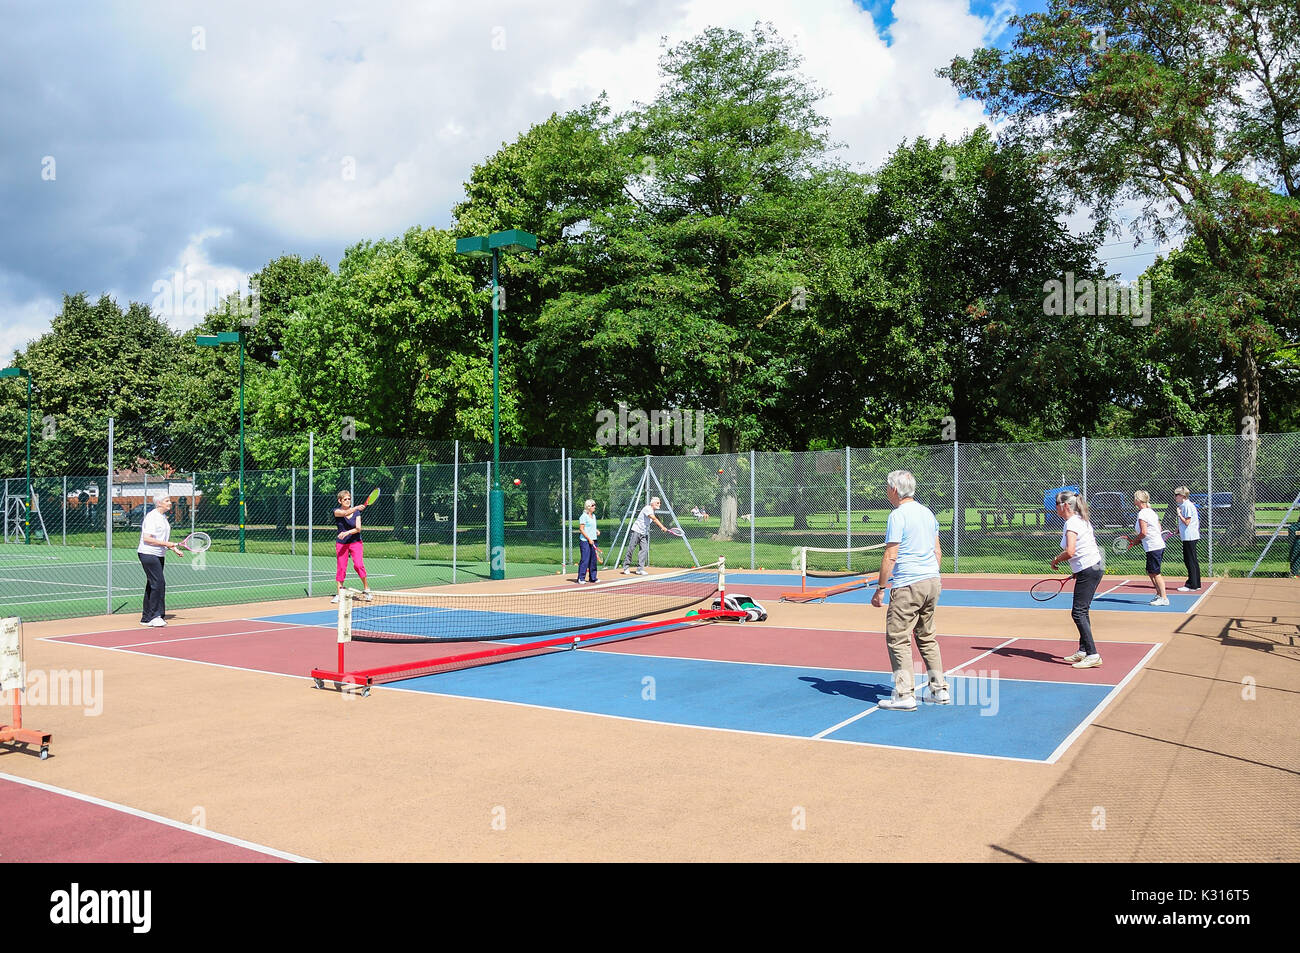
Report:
139,553,166,622
1071,564,1104,656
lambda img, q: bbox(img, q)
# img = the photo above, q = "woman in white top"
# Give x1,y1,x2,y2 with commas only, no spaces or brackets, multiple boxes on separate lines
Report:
577,499,600,584
137,491,185,627
1173,486,1201,591
1133,490,1169,606
1050,490,1104,669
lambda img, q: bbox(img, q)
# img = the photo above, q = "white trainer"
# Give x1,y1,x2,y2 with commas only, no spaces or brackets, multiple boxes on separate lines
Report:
330,594,340,604
1072,654,1103,669
1063,651,1087,664
1149,596,1170,606
928,687,951,705
878,693,917,711
148,617,167,627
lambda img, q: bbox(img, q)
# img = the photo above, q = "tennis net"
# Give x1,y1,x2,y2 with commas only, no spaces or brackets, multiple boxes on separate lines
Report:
782,543,884,603
311,560,738,691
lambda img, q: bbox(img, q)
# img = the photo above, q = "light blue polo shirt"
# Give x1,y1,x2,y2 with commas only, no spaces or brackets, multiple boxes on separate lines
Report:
884,500,940,589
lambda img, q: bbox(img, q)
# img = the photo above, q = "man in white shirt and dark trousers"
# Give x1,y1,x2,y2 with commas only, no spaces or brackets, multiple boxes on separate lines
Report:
622,496,668,575
137,491,184,627
1173,486,1202,591
870,470,949,711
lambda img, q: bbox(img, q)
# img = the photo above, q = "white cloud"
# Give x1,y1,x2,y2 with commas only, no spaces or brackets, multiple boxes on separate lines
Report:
146,230,253,330
0,294,59,363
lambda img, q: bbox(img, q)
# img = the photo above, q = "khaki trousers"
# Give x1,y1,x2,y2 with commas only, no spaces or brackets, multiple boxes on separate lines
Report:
884,576,946,697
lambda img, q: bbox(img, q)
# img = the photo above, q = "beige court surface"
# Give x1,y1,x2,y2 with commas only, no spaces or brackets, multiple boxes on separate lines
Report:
1,573,1297,863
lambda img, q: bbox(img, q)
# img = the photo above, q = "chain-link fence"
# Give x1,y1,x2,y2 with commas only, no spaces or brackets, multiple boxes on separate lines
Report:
2,422,1297,621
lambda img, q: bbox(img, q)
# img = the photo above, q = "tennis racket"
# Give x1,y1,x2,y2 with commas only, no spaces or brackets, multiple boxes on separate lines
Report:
665,527,686,537
176,532,211,554
1030,572,1072,602
1113,529,1176,554
361,487,380,508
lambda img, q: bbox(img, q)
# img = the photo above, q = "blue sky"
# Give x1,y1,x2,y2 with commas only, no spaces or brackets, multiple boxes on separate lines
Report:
1,0,1162,362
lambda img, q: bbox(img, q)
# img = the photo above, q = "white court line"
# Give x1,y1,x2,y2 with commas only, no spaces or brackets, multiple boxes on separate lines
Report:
1097,579,1131,598
40,617,307,641
811,635,1021,739
375,683,1050,764
1044,642,1164,764
1187,580,1218,614
0,771,316,862
104,625,315,650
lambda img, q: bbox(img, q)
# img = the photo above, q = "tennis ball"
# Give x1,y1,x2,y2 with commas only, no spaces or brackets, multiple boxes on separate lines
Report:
513,478,521,486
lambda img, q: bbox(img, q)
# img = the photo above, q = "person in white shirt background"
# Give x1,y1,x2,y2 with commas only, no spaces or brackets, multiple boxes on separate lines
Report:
621,495,669,575
137,490,185,627
1173,486,1202,592
1050,490,1104,668
1133,490,1169,606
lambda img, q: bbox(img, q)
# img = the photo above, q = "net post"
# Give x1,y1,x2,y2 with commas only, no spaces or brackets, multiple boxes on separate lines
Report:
800,546,807,591
719,556,726,602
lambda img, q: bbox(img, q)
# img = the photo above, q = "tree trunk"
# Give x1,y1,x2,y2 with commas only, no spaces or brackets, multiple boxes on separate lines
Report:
792,452,810,530
1232,347,1261,547
715,428,738,541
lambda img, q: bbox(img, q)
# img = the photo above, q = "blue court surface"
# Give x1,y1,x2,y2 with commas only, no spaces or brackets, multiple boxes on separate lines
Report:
265,603,1159,764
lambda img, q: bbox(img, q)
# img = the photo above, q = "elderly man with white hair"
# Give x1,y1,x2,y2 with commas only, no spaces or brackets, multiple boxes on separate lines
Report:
870,470,948,711
621,495,669,575
137,489,185,627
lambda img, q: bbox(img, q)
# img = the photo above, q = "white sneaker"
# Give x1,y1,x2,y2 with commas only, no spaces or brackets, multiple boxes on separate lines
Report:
1149,596,1170,606
330,594,340,604
635,568,647,575
622,568,633,575
148,617,167,627
576,579,587,584
928,687,951,705
1072,654,1102,669
1177,586,1195,592
1063,651,1087,664
878,693,917,711
139,620,153,627
362,589,374,602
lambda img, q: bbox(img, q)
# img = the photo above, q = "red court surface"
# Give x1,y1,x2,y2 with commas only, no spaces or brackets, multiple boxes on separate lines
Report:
0,776,300,863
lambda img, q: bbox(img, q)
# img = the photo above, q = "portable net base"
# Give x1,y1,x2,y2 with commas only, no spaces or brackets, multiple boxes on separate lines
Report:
781,544,883,603
0,617,51,760
310,559,746,694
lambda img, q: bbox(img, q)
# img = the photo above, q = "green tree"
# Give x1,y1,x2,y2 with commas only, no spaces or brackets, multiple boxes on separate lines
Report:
942,0,1300,537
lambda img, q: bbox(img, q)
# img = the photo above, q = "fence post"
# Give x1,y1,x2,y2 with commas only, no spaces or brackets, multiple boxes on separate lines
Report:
485,461,491,564
190,471,196,539
1081,436,1088,499
750,449,755,570
106,418,113,615
453,440,459,583
952,440,959,573
845,446,852,567
415,462,421,562
560,449,566,572
1206,434,1213,577
308,432,314,596
291,467,296,556
62,475,67,546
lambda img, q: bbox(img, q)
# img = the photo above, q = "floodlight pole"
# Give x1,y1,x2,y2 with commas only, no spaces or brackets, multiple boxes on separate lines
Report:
456,229,537,580
196,330,247,552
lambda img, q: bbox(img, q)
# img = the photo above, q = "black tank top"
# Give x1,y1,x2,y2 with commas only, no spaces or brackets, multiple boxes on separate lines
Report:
336,510,360,543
